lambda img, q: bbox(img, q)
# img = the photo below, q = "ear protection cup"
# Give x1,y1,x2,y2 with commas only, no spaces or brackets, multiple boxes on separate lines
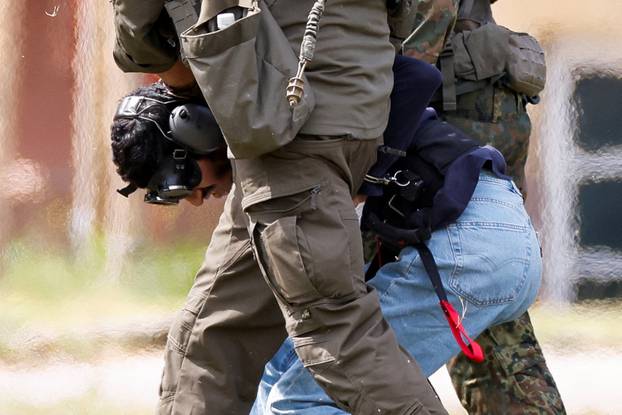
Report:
169,104,225,154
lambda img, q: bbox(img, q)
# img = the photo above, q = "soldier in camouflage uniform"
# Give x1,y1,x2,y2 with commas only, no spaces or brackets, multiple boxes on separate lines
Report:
401,0,566,413
404,0,530,186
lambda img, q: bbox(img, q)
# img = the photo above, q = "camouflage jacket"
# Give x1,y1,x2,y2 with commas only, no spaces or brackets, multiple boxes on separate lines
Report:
401,0,459,64
400,0,499,64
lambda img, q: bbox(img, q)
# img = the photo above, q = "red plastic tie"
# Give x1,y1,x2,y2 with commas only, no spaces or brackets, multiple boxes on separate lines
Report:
440,300,484,363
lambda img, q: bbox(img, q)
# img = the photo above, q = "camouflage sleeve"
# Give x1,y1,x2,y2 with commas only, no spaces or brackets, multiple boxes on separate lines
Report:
401,0,459,65
112,0,179,73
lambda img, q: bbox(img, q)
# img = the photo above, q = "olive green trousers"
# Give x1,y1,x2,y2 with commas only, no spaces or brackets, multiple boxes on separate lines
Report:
157,137,447,415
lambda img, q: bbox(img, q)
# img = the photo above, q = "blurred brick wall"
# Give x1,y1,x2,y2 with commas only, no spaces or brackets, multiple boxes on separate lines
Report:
11,1,77,243
8,1,221,249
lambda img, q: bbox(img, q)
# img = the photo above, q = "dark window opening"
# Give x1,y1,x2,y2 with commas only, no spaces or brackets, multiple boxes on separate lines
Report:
578,180,622,250
576,280,622,301
573,76,622,151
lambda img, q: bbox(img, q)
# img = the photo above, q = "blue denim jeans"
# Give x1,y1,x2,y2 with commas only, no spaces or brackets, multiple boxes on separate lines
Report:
251,171,542,415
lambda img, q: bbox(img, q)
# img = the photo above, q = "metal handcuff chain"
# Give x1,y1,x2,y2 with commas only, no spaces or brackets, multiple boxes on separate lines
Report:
364,170,412,187
388,170,412,187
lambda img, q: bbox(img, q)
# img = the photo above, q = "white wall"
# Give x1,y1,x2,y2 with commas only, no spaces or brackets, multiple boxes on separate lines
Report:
494,1,622,302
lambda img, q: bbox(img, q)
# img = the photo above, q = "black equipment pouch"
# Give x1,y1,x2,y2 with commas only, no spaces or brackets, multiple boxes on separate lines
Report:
362,168,431,258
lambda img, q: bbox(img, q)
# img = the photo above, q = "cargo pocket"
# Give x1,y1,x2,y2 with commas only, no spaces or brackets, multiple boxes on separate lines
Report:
339,208,367,294
254,196,357,305
291,337,340,406
293,337,337,367
180,0,314,159
492,337,548,400
258,215,322,305
299,207,358,300
158,296,204,402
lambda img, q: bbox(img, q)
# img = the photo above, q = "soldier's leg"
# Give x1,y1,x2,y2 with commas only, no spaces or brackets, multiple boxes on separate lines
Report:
237,137,447,415
157,183,287,415
447,312,566,415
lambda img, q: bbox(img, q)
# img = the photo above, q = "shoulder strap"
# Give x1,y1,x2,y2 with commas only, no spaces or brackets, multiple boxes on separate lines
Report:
438,0,477,112
436,0,473,112
439,41,457,111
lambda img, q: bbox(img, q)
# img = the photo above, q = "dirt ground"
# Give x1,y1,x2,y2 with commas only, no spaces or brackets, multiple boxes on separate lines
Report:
1,346,620,415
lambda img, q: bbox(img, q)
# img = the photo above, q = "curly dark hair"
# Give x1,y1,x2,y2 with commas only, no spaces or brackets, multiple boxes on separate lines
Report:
110,82,229,188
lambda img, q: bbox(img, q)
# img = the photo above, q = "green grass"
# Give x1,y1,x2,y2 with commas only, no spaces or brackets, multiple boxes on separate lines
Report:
0,236,206,345
2,236,204,296
0,237,620,415
2,235,621,364
0,390,151,415
529,300,622,350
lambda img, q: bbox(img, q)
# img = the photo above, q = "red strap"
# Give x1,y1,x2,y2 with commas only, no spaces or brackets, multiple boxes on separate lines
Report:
440,300,485,363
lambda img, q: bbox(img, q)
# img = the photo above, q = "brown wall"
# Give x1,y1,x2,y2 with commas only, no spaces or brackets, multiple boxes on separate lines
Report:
16,1,76,194
10,1,76,239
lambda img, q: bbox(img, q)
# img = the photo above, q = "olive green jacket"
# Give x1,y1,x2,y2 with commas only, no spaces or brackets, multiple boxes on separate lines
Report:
112,0,395,141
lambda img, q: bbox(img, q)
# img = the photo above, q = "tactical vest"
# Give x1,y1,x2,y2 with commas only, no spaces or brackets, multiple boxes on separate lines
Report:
437,0,546,112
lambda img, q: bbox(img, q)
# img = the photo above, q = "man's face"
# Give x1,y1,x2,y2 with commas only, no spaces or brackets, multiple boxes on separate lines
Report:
184,159,232,206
